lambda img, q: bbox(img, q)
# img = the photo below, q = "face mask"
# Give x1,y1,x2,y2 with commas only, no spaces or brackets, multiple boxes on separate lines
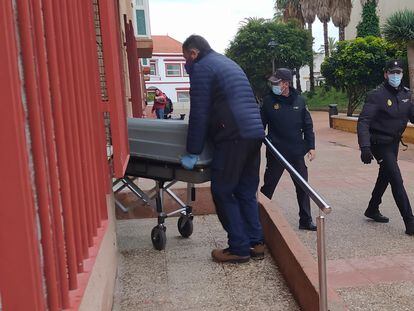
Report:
272,85,283,95
388,73,402,88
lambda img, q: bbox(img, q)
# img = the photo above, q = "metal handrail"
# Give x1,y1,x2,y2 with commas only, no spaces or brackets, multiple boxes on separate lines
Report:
264,137,331,214
264,137,330,311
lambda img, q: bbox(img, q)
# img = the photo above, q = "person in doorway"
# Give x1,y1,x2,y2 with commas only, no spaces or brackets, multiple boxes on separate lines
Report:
180,34,265,263
260,68,317,231
357,59,414,235
152,88,167,119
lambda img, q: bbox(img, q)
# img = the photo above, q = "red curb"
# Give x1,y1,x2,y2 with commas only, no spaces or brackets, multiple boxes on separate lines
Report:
259,194,347,311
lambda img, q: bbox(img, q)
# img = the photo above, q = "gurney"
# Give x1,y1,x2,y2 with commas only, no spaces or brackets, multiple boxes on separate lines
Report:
113,118,212,250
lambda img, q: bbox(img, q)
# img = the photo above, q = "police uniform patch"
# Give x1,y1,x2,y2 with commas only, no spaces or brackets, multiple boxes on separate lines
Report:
387,99,392,107
273,103,280,110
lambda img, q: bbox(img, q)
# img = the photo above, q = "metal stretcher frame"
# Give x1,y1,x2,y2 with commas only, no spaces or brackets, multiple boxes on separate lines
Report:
113,156,211,250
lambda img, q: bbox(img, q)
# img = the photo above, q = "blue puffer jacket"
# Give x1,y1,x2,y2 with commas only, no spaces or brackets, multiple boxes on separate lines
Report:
186,50,265,154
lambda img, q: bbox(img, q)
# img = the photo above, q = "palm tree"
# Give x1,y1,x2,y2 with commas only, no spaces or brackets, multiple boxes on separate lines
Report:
330,0,352,41
317,0,331,57
318,37,337,54
275,0,304,27
383,9,414,99
275,0,304,92
300,0,317,92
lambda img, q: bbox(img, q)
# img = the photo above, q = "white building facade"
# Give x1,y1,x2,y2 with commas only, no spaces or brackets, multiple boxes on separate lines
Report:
132,0,151,38
145,35,190,108
296,53,325,92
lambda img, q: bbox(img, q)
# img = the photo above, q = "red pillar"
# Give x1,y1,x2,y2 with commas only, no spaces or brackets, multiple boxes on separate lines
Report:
0,1,46,310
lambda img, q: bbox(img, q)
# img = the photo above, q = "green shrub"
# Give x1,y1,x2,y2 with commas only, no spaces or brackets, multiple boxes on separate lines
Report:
303,87,348,112
147,92,155,102
321,36,404,116
226,19,312,100
356,0,380,38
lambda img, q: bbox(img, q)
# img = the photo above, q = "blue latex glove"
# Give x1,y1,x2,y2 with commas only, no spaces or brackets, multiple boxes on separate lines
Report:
180,154,199,170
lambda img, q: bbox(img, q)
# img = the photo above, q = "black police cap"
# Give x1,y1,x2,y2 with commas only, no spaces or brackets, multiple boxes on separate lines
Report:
385,59,403,72
268,68,293,84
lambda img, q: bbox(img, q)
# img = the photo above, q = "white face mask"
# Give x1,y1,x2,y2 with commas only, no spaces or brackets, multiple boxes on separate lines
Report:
388,73,403,88
272,85,282,95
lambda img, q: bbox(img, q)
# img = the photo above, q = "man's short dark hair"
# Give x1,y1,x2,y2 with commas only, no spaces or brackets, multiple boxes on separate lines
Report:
182,35,212,54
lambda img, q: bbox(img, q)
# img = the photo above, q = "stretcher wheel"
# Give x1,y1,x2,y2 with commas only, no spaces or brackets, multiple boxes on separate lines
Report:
177,215,193,238
151,225,166,250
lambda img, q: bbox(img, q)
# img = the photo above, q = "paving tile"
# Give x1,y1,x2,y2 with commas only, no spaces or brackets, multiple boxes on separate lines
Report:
114,112,414,310
329,271,372,288
113,215,298,310
337,282,414,311
358,266,414,284
391,253,414,268
346,255,398,270
327,259,354,274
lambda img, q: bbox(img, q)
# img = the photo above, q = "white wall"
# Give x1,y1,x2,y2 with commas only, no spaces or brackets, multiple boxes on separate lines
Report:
145,53,190,104
296,53,325,92
132,0,151,37
345,0,414,40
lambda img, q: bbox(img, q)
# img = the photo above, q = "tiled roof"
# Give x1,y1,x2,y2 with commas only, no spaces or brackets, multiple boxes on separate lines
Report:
152,35,183,54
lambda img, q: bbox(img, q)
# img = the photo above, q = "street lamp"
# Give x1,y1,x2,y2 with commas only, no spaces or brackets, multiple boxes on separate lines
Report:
268,40,278,73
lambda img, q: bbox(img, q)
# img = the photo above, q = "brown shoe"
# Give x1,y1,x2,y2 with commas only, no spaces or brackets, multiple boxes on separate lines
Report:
250,243,265,260
211,248,250,263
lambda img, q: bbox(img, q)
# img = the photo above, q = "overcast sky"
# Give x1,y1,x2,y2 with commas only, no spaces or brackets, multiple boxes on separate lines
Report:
149,0,339,53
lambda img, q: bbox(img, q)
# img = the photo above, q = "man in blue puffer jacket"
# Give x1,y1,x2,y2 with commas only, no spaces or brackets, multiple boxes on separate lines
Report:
180,35,265,263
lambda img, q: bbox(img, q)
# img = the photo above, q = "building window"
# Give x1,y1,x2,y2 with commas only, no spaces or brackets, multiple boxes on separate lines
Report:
182,64,189,77
177,91,190,103
136,10,147,35
135,0,144,5
150,62,157,75
142,58,148,66
166,63,181,77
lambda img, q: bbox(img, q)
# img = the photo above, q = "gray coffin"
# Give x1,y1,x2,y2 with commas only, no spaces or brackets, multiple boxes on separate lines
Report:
126,118,212,183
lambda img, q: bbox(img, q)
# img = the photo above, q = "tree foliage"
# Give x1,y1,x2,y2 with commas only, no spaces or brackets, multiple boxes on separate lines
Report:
383,9,414,95
226,19,312,100
318,37,337,54
316,0,331,57
275,0,304,26
356,0,380,38
383,9,414,43
300,0,317,24
330,0,353,41
321,36,403,116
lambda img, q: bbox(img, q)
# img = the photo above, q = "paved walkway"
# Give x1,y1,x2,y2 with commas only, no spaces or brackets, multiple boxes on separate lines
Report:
112,216,298,311
114,111,414,310
271,112,414,310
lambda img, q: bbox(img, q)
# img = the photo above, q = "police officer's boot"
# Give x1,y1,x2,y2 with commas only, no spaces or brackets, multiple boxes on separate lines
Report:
299,221,317,231
364,208,389,223
404,220,414,236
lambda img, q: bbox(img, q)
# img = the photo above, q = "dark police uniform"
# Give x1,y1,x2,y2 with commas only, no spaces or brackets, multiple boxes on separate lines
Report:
260,87,315,226
357,81,414,229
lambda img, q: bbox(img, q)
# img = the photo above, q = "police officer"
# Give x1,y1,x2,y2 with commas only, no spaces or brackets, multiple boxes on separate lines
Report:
357,59,414,235
260,68,317,231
